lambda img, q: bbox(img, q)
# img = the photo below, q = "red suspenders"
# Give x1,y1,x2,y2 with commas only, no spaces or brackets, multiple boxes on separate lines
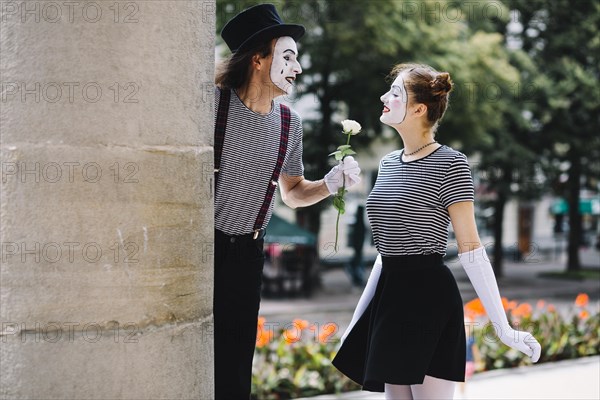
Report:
214,88,291,237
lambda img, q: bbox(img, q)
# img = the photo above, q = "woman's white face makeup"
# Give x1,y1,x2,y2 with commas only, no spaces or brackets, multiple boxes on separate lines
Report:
270,36,302,95
380,74,408,125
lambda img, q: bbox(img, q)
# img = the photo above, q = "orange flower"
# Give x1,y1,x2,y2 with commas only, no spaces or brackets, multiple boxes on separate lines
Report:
293,319,309,330
575,293,589,308
579,310,590,319
536,300,546,309
501,297,510,311
507,300,518,311
512,303,533,318
283,328,302,344
465,298,485,317
257,316,266,328
464,310,476,320
256,323,274,348
318,323,337,344
547,304,556,313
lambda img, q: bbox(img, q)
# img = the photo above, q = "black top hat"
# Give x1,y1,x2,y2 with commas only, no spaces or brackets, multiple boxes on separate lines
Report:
221,3,305,53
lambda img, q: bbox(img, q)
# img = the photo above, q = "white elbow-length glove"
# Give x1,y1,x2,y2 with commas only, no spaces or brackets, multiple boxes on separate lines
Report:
459,247,541,362
324,156,361,195
340,254,382,344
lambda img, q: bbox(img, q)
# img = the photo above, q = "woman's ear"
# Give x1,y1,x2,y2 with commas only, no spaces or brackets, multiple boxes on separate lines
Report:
414,103,427,117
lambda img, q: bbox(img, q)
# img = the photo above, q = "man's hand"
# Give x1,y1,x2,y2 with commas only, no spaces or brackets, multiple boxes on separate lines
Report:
323,156,361,195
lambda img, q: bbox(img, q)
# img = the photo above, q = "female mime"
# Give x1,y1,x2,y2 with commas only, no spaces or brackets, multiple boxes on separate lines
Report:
332,63,541,400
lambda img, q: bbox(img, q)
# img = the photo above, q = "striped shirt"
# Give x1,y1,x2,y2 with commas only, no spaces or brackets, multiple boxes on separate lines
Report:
214,87,304,235
366,145,474,256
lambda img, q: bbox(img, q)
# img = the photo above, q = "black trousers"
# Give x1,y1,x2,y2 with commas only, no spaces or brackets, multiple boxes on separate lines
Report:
214,229,265,400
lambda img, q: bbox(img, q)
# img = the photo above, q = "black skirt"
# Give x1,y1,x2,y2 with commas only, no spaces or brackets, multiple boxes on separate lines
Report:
332,254,466,392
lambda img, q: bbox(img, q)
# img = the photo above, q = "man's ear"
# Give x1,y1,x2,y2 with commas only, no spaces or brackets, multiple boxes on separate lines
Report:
251,54,263,71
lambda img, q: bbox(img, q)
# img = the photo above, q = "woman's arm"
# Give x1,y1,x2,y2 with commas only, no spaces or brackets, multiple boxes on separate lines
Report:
448,201,541,362
447,201,481,253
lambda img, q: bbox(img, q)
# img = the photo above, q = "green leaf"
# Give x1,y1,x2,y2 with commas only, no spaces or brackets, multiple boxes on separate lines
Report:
333,196,345,214
337,145,352,151
341,149,356,156
332,196,341,209
334,152,344,161
328,150,342,157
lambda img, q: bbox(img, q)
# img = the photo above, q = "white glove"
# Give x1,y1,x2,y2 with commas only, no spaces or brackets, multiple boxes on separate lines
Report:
459,247,541,362
324,156,361,195
340,254,382,344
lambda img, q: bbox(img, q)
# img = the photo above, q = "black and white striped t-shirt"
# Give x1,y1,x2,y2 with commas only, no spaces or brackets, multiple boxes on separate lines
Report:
366,145,474,256
214,87,304,235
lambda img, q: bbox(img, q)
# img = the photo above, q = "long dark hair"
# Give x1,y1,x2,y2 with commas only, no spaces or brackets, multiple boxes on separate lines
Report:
216,41,273,89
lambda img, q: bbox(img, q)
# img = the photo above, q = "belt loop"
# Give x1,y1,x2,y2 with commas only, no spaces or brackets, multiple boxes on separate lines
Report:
253,229,259,240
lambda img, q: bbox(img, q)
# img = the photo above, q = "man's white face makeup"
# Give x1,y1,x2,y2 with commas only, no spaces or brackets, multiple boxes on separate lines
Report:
270,36,302,95
380,74,408,125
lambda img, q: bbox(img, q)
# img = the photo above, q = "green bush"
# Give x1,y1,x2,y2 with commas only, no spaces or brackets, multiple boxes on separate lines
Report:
251,319,359,399
474,300,600,370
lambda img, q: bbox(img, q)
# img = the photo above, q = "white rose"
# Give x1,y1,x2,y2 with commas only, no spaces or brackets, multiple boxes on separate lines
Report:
341,119,362,135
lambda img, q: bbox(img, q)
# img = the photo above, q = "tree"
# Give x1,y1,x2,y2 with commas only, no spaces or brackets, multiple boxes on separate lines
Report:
508,0,600,271
462,6,544,277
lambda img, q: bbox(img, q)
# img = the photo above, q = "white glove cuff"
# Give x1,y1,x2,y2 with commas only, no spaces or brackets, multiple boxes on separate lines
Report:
458,246,490,266
323,165,340,195
324,177,337,195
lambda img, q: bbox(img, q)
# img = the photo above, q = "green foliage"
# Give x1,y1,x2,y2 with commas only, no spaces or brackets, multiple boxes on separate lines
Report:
540,269,600,281
329,144,356,161
332,191,346,214
251,324,359,399
507,0,600,270
476,310,600,370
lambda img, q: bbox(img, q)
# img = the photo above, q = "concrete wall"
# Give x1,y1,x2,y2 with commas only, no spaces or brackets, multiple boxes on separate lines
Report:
1,1,215,398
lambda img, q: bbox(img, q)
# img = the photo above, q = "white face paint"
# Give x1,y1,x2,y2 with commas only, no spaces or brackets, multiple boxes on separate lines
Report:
270,36,302,95
380,74,408,125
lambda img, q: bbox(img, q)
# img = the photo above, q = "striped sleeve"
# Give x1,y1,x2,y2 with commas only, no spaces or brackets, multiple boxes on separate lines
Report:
439,152,474,208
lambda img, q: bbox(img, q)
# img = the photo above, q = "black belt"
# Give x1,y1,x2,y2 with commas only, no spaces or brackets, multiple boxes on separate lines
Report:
381,254,444,271
216,228,266,242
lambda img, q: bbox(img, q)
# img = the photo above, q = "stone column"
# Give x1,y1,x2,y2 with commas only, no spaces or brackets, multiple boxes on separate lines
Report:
0,1,215,398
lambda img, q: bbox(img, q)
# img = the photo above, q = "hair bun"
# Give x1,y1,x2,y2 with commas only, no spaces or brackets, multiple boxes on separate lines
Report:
430,72,453,96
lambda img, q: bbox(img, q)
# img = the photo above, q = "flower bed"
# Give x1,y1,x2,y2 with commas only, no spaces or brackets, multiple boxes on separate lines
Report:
465,293,599,370
252,318,359,399
251,294,599,399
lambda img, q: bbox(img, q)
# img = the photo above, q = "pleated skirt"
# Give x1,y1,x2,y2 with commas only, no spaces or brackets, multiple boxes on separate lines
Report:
332,254,466,392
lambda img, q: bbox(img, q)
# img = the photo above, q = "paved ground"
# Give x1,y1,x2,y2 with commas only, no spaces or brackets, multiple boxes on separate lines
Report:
297,356,600,400
259,247,600,399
